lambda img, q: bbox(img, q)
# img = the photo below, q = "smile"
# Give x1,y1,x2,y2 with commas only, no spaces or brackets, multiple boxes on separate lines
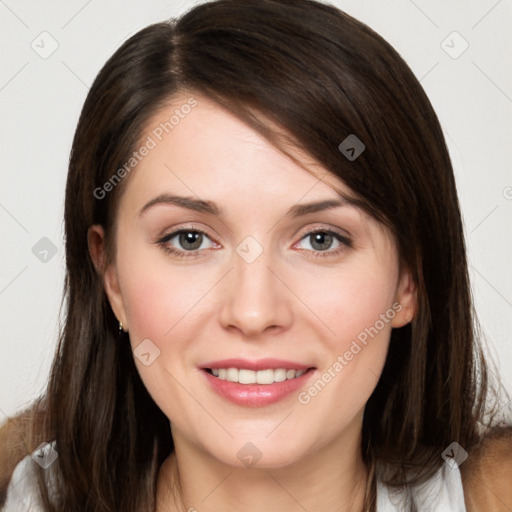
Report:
206,367,306,384
200,359,316,407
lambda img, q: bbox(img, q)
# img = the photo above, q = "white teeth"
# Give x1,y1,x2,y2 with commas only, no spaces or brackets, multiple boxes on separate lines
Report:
256,369,274,384
226,368,238,382
209,367,307,384
239,369,256,384
274,369,287,382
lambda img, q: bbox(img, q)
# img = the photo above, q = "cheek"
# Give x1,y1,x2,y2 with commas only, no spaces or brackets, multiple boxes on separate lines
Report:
115,240,180,344
115,246,209,417
122,275,174,344
116,243,217,347
302,262,398,350
293,261,398,423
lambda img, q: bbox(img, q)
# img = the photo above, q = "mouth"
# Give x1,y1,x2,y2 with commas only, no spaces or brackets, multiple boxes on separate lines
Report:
200,358,316,407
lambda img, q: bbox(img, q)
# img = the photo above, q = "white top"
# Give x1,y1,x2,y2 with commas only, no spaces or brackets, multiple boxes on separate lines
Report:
3,441,60,511
4,449,467,511
376,462,467,511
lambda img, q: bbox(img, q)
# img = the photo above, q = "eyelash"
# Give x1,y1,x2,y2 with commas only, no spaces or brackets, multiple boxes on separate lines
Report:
156,227,352,259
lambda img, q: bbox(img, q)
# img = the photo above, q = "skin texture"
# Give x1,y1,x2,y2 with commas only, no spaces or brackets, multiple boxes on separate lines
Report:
461,429,512,511
88,94,417,512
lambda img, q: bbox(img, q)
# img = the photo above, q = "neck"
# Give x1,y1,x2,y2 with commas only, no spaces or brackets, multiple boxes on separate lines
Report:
157,421,369,512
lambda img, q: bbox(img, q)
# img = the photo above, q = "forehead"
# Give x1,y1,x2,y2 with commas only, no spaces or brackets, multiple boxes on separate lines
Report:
119,93,354,212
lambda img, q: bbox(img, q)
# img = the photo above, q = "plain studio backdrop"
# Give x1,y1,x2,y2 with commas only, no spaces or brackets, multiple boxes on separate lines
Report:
1,0,511,425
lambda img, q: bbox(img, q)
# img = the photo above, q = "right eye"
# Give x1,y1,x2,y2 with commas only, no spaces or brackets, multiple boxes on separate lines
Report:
157,229,218,258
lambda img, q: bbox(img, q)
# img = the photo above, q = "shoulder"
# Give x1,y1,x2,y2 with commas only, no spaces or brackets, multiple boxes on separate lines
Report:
0,400,48,504
460,426,512,512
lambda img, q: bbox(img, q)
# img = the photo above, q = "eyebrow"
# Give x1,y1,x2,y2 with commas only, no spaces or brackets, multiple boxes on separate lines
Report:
138,193,358,218
139,194,221,217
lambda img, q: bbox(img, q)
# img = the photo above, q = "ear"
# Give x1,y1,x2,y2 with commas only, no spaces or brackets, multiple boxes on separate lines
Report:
87,225,128,330
391,266,417,328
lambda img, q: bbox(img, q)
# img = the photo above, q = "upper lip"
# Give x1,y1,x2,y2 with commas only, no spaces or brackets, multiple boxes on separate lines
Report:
201,358,314,371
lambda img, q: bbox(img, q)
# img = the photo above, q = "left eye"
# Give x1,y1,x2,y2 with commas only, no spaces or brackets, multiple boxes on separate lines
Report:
296,231,348,253
163,230,215,251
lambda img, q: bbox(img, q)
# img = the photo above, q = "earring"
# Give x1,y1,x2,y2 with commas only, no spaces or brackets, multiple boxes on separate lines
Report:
119,321,124,332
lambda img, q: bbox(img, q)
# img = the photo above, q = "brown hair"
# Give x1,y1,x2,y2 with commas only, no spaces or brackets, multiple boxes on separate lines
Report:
1,1,509,510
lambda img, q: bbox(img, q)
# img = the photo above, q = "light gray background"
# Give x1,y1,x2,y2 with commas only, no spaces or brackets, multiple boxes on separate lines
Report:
1,0,511,422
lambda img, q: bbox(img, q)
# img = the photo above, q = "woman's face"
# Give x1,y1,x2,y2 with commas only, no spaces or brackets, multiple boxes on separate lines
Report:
90,93,416,469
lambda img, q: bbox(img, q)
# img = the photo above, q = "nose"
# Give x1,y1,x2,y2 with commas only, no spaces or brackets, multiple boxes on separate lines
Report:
219,248,293,338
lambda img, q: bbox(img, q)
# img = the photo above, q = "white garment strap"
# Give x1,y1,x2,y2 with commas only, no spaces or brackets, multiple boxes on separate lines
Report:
4,455,44,511
376,462,467,511
4,441,59,512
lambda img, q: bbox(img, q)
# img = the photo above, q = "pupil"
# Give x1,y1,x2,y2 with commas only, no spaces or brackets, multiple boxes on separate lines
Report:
179,231,202,250
311,233,332,251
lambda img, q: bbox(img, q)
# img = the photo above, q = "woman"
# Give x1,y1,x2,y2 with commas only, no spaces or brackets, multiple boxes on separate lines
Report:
1,0,511,510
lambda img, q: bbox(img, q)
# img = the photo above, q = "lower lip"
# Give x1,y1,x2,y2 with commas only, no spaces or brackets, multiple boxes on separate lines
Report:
202,369,315,407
